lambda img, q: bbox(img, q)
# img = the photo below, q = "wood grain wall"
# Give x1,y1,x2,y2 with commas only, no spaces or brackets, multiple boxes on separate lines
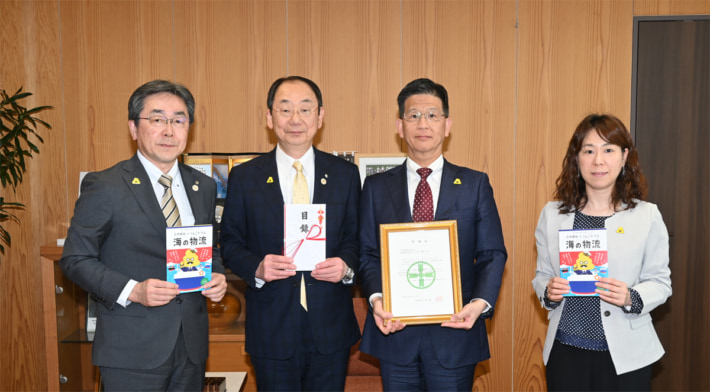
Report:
1,0,708,390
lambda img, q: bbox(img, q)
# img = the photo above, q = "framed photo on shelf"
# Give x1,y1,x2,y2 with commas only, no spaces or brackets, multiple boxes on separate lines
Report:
182,153,263,200
229,153,262,168
354,152,407,186
379,220,462,325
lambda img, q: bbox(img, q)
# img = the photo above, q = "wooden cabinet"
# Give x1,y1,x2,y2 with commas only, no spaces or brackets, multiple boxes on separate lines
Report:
40,246,256,392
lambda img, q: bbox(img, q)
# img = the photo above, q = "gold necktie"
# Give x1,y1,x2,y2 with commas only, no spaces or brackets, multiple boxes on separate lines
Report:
292,161,310,204
292,161,309,311
158,174,182,227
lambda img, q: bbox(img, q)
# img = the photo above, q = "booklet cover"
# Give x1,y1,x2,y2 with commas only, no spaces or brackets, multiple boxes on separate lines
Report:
166,225,213,292
284,204,326,271
559,228,608,296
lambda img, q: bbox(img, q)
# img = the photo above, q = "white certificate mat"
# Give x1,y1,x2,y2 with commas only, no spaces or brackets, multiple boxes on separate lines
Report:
380,220,462,324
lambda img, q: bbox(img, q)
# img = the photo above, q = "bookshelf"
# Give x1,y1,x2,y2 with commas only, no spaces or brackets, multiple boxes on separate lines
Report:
40,246,256,391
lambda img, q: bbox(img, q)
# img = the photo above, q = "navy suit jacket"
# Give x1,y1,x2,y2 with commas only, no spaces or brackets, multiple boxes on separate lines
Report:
60,154,224,369
359,159,507,368
220,147,361,359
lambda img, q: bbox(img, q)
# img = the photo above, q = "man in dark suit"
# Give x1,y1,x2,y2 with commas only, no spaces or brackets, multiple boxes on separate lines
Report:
60,80,227,391
220,76,360,391
358,78,507,391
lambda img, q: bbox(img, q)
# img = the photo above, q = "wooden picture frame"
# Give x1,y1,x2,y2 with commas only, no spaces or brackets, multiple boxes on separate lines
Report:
379,220,462,325
354,152,407,187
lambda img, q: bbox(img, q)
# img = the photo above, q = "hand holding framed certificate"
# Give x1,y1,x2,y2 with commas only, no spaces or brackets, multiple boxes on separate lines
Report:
380,220,462,325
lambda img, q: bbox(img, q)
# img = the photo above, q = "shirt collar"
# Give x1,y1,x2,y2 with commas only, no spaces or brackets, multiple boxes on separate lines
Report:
137,150,179,185
406,154,444,176
276,144,315,170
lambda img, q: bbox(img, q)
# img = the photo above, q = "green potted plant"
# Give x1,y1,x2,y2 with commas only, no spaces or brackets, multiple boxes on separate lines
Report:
0,87,52,257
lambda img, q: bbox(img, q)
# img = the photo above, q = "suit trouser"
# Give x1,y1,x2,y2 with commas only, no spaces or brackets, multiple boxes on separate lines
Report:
99,327,205,391
249,306,350,391
379,332,476,392
546,340,652,391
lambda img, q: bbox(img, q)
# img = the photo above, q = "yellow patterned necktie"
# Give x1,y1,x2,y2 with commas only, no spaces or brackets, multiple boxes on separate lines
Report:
158,174,182,227
292,161,310,204
292,161,309,311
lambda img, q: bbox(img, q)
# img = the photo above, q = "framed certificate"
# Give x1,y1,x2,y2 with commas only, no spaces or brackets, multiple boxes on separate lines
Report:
380,220,462,324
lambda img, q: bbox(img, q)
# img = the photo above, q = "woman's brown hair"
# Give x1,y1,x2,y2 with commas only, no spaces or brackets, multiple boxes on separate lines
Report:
553,114,648,213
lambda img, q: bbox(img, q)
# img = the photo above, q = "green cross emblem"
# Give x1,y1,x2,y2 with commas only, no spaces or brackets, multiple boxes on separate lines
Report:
407,261,436,289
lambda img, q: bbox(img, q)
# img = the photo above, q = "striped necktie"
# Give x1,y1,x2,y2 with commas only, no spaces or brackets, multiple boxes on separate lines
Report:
158,174,182,227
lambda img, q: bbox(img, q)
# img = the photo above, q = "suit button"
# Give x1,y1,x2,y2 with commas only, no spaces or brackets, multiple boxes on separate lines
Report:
604,311,611,317
176,297,183,304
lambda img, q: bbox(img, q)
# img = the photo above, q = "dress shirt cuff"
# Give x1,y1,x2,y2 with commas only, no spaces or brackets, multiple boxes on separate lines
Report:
255,276,265,289
369,293,383,308
117,279,138,308
470,298,492,315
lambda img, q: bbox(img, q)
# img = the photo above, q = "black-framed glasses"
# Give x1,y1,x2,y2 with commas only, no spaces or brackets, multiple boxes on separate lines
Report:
137,115,189,130
402,111,447,122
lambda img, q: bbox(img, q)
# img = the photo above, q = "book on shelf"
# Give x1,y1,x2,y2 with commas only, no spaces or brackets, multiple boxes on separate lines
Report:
182,153,263,200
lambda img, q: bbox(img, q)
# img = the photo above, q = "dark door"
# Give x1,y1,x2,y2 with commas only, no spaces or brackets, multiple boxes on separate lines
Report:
632,16,710,391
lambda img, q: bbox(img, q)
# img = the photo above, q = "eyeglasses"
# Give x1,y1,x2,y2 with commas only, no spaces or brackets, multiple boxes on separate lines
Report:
402,111,447,122
137,115,189,130
272,107,318,119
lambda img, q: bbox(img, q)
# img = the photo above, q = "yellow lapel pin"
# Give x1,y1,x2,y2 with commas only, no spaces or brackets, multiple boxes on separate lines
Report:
453,178,462,185
616,227,624,234
267,176,274,183
132,178,141,184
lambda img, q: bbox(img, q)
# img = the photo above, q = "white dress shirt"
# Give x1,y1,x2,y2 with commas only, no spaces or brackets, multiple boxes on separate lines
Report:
117,151,195,307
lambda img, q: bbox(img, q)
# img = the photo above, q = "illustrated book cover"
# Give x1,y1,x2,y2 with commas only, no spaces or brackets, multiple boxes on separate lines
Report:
559,228,608,296
166,225,213,292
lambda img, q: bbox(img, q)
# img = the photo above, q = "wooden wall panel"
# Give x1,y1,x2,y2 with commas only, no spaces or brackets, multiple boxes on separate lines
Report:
515,0,634,389
59,0,175,207
402,1,517,390
0,1,64,390
288,0,402,154
1,0,708,390
174,0,287,154
635,0,710,14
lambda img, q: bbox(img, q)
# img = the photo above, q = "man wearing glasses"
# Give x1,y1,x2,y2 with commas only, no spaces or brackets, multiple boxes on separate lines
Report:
60,79,227,390
358,78,507,391
220,76,361,391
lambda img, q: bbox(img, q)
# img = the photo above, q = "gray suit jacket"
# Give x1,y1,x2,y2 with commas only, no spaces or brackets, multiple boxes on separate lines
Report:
60,154,225,369
532,200,672,374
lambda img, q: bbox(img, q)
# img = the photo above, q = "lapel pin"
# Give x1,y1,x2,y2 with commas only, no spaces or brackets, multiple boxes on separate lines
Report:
616,227,624,234
267,176,274,183
321,178,327,185
132,178,141,184
325,174,328,178
192,185,199,191
453,178,462,185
